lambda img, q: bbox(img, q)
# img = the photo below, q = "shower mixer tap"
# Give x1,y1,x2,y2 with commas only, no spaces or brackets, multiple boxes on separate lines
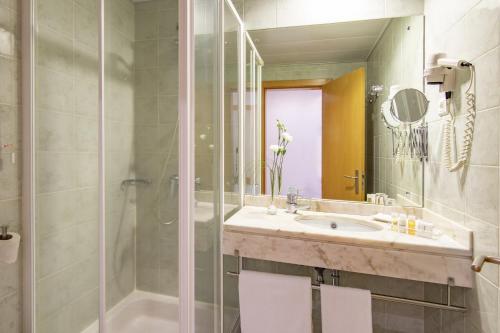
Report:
169,175,201,197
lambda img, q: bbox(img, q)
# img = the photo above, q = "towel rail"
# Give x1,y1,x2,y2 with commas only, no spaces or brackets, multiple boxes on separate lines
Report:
226,253,467,313
471,255,500,272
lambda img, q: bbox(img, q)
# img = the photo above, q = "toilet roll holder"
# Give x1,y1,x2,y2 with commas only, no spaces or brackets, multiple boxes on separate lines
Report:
226,251,467,313
0,225,12,240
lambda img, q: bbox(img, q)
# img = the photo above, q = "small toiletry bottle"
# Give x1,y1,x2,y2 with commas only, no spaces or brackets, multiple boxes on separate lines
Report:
398,214,407,234
416,220,434,239
391,213,398,232
416,219,424,237
407,215,416,236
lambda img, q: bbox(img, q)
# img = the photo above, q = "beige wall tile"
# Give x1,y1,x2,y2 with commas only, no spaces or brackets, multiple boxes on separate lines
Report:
469,108,500,166
158,9,178,38
136,9,159,41
37,0,74,37
475,47,500,112
1,0,24,331
37,221,98,278
465,165,499,226
385,303,424,333
0,260,19,300
37,152,77,193
466,274,498,333
0,292,21,333
36,255,98,321
0,153,20,200
158,38,178,67
36,68,74,112
75,4,99,50
0,105,20,147
37,110,75,152
0,57,16,105
135,40,159,69
37,25,74,74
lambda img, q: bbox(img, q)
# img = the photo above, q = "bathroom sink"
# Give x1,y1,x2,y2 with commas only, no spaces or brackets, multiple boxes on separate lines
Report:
295,214,383,232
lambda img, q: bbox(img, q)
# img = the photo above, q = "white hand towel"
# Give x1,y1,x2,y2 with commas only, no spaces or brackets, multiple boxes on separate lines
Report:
320,285,372,333
239,270,312,333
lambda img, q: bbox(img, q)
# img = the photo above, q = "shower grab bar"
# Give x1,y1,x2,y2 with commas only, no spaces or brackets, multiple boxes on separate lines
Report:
471,255,500,272
226,253,467,313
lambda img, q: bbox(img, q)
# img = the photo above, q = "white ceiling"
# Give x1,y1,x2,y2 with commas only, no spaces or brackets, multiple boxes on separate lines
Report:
249,18,390,65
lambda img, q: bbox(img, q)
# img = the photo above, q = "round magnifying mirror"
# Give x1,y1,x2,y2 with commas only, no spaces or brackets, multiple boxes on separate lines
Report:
390,88,429,123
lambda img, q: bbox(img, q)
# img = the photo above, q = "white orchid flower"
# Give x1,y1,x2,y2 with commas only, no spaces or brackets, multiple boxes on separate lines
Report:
269,144,280,152
282,132,293,142
276,119,286,131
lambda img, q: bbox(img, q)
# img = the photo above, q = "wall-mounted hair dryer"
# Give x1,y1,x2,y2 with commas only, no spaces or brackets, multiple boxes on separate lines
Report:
424,53,476,172
424,53,472,93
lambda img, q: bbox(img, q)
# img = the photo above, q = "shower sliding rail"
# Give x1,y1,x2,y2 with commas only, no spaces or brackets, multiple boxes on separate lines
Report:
226,252,467,313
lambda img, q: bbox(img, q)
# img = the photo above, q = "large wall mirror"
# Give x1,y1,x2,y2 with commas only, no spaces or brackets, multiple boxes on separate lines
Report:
242,15,426,207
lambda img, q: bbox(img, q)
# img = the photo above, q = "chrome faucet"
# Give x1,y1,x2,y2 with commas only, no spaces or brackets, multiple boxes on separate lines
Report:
286,191,299,213
286,187,310,214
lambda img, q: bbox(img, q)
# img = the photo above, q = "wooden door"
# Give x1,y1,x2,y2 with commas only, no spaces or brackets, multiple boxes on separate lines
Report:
322,68,365,201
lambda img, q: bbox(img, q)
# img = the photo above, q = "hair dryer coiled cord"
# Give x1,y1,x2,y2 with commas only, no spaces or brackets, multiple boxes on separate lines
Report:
442,65,476,172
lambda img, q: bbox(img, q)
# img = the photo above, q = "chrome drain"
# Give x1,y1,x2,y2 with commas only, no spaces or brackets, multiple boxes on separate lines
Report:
330,222,337,229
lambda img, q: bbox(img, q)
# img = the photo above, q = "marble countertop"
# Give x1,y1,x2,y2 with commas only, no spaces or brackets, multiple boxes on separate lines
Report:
195,202,238,223
224,205,471,258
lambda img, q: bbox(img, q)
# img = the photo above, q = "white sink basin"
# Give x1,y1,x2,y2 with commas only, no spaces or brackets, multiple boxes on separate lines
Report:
295,214,383,232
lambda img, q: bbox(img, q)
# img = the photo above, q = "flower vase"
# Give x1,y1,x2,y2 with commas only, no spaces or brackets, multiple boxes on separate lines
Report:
267,200,278,215
267,196,277,215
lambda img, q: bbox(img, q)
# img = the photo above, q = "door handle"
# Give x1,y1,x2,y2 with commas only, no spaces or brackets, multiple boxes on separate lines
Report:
343,170,359,194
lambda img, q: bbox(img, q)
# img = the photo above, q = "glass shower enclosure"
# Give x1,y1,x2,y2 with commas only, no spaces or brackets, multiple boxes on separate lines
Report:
243,33,263,196
22,0,223,332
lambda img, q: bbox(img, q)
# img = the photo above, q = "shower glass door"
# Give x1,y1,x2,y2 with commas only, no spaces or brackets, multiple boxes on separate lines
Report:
103,0,182,331
193,0,222,331
222,1,243,332
28,0,222,332
32,0,101,331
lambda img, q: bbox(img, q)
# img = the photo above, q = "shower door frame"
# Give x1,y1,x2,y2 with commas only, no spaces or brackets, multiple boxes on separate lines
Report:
21,0,35,331
21,0,225,332
178,0,196,331
243,32,264,195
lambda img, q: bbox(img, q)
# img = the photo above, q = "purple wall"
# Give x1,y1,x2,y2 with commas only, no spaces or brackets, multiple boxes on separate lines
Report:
265,88,322,198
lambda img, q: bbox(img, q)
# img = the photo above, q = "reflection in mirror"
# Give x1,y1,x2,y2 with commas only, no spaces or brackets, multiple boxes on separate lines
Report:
391,88,429,123
244,34,264,196
224,1,241,209
244,36,256,194
245,15,425,207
